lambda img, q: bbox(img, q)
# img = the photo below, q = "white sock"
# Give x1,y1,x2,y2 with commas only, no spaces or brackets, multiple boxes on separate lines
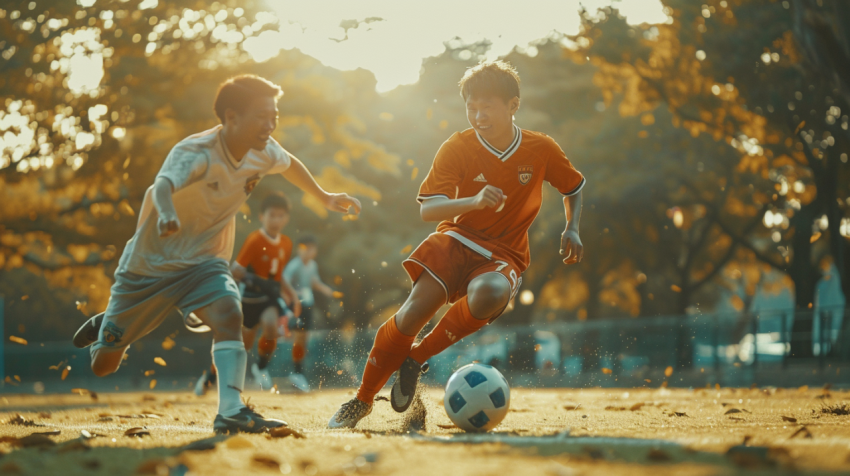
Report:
212,340,247,417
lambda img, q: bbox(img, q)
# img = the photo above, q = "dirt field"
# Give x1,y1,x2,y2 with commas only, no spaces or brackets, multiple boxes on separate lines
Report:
1,386,850,475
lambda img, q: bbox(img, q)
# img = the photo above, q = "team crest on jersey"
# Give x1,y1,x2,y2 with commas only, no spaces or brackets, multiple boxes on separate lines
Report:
518,165,533,185
244,173,261,195
101,322,124,347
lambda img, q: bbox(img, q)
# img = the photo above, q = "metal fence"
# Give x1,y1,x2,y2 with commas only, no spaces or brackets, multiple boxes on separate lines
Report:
2,306,849,393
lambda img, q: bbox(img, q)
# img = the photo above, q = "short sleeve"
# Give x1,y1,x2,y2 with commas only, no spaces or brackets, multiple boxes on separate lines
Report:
417,137,464,203
544,141,585,196
283,259,298,283
265,138,292,175
235,233,259,269
156,144,209,192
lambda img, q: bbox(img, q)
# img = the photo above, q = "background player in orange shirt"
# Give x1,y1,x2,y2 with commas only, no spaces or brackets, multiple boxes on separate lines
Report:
195,192,300,394
329,61,585,428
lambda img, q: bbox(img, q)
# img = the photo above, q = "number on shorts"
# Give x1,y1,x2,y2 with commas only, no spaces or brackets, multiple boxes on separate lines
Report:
509,269,518,291
495,260,509,272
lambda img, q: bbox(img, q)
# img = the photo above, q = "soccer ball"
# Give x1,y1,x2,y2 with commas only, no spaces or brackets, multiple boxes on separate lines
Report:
443,363,510,432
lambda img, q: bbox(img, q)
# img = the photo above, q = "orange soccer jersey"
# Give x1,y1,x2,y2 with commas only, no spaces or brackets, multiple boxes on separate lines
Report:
235,229,293,281
417,125,585,271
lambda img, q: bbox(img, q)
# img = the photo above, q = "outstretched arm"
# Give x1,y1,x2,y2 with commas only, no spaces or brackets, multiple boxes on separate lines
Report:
420,185,507,222
153,177,180,237
311,276,334,298
282,156,362,214
560,191,583,265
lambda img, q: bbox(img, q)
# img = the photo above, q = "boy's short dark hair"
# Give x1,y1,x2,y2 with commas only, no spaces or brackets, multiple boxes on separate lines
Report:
458,60,521,103
297,235,318,247
213,75,283,124
260,192,290,213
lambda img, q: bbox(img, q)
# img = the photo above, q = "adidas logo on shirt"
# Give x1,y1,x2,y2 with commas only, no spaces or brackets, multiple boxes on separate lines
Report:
368,356,378,367
446,330,457,342
473,173,487,183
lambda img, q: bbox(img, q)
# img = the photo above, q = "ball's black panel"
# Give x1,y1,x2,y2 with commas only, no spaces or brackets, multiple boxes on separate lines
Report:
448,390,467,413
463,370,487,388
468,410,490,428
489,387,506,408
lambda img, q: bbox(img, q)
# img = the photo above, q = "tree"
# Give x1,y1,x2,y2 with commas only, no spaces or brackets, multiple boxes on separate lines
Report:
571,0,849,361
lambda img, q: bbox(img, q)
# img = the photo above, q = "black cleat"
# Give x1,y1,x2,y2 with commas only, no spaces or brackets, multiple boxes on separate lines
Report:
390,357,429,413
213,407,287,435
257,354,270,370
73,312,104,348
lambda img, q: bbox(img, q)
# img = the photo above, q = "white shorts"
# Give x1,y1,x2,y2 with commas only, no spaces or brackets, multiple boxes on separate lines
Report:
91,259,240,356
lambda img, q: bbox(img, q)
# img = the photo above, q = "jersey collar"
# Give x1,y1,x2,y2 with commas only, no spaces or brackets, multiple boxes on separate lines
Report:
259,228,281,245
218,127,244,170
475,124,522,162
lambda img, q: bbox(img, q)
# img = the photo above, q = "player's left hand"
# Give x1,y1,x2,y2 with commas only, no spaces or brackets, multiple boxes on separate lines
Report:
325,193,361,215
560,228,583,265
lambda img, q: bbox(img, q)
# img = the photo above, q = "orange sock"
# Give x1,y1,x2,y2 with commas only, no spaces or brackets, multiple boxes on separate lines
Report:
409,297,487,364
292,342,306,362
356,317,415,404
258,336,277,359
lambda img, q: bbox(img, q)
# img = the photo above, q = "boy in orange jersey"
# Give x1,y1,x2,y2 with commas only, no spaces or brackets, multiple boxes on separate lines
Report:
195,192,300,394
329,61,585,429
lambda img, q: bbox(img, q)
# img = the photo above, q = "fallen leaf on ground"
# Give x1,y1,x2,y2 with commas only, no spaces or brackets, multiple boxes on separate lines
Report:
789,426,813,439
605,406,627,411
124,427,151,438
781,415,797,423
436,424,458,429
725,409,743,414
252,454,281,469
563,404,582,410
374,396,389,402
630,403,647,411
729,416,745,421
30,430,60,436
268,427,306,439
7,414,43,426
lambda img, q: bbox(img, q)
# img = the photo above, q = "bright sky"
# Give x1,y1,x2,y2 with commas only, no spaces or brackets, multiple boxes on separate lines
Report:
254,0,668,92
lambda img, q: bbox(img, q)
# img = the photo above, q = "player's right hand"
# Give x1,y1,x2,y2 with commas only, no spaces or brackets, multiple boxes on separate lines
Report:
158,213,180,237
473,185,506,210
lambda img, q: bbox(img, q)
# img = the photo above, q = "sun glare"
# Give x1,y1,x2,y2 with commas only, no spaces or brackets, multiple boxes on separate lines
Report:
256,0,667,92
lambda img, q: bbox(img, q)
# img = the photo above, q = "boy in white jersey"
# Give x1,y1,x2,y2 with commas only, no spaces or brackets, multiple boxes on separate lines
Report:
72,75,361,435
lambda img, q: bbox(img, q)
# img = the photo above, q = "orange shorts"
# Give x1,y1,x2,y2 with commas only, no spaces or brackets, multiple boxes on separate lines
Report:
402,232,523,306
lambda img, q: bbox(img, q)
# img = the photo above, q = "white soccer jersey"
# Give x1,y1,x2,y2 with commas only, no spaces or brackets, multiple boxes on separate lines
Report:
117,125,292,277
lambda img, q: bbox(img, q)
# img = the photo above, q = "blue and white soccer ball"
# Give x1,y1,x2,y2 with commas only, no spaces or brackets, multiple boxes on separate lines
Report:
443,363,510,432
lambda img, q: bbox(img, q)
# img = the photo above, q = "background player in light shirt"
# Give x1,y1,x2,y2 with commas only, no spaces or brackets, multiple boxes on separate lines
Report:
194,191,299,395
329,61,585,428
283,235,336,392
70,75,361,435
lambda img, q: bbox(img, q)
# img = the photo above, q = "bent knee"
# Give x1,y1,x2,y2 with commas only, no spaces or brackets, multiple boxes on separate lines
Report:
467,275,511,317
211,299,244,328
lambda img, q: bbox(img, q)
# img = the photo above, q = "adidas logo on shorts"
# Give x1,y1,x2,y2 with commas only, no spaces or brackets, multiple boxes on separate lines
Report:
473,173,487,183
